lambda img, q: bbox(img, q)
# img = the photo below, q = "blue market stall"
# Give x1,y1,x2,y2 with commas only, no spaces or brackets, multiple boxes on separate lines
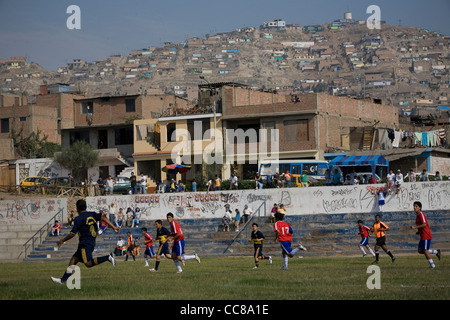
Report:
329,154,389,183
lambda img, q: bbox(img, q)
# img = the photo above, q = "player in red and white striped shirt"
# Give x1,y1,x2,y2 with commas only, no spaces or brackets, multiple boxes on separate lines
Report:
410,201,441,268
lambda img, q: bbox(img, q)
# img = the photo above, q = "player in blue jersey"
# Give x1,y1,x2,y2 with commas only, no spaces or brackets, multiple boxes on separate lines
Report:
149,219,172,272
51,199,120,284
250,223,272,269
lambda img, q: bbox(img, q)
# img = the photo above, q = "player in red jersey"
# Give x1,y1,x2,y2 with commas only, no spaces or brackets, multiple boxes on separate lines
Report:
410,201,441,268
355,220,375,257
273,212,306,270
166,212,200,273
141,227,155,267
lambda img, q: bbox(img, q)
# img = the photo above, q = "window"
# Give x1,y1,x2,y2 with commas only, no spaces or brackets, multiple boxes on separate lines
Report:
19,117,27,122
166,123,176,142
70,130,90,145
1,118,9,133
187,119,211,140
125,99,136,112
115,127,133,145
81,101,93,114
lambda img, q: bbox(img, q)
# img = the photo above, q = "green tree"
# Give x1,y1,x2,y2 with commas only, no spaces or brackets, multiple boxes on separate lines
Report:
10,128,61,159
55,140,100,184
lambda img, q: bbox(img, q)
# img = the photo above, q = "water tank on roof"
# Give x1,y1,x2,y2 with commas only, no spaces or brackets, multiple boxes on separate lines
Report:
344,12,352,20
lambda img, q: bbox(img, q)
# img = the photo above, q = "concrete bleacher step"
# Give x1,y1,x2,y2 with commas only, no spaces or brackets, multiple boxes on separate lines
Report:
23,211,450,262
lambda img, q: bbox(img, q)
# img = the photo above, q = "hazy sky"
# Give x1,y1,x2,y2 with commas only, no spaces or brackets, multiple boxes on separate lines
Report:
0,0,449,70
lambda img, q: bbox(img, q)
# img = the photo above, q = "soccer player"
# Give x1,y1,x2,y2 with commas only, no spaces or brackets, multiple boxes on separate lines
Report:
166,212,200,273
355,220,375,257
141,227,155,267
273,212,307,270
51,199,119,285
125,231,136,261
250,223,272,269
149,220,172,272
410,201,441,268
370,214,396,264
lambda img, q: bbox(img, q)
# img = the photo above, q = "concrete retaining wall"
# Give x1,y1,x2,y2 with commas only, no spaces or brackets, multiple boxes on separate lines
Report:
0,198,67,262
85,181,450,220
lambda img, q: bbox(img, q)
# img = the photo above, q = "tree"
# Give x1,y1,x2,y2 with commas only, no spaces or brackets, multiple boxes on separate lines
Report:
55,140,100,184
10,128,61,159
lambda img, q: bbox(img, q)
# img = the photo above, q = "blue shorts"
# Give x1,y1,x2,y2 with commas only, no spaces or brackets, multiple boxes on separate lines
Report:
280,241,293,255
360,237,369,246
172,239,185,257
419,239,431,250
144,246,155,258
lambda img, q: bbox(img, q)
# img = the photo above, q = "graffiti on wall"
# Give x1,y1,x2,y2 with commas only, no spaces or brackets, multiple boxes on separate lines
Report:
0,198,67,225
85,181,450,220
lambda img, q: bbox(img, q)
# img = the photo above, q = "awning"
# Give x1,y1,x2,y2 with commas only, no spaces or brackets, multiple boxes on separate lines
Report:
329,155,388,167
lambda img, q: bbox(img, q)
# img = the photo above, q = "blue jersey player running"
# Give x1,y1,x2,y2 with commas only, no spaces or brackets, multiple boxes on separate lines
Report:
51,199,119,285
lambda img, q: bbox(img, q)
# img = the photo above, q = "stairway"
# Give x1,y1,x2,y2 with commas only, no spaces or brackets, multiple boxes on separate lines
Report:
23,210,450,262
362,127,375,150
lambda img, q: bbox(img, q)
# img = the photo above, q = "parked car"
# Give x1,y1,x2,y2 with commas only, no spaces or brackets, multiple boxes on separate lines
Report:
20,176,48,191
113,177,132,195
41,177,71,186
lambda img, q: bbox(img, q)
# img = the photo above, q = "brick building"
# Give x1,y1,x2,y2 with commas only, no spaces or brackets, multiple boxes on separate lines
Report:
198,83,399,178
63,93,194,180
0,88,82,159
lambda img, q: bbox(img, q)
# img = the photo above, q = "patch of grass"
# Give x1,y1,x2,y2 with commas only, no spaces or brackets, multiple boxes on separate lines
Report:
0,255,448,300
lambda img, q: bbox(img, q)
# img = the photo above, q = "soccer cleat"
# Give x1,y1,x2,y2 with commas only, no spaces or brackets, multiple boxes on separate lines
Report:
252,266,259,269
51,277,63,285
436,249,441,261
177,270,183,274
298,243,307,251
280,267,288,270
149,268,158,272
269,256,272,264
195,253,201,263
371,260,379,265
391,256,396,263
108,252,116,267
